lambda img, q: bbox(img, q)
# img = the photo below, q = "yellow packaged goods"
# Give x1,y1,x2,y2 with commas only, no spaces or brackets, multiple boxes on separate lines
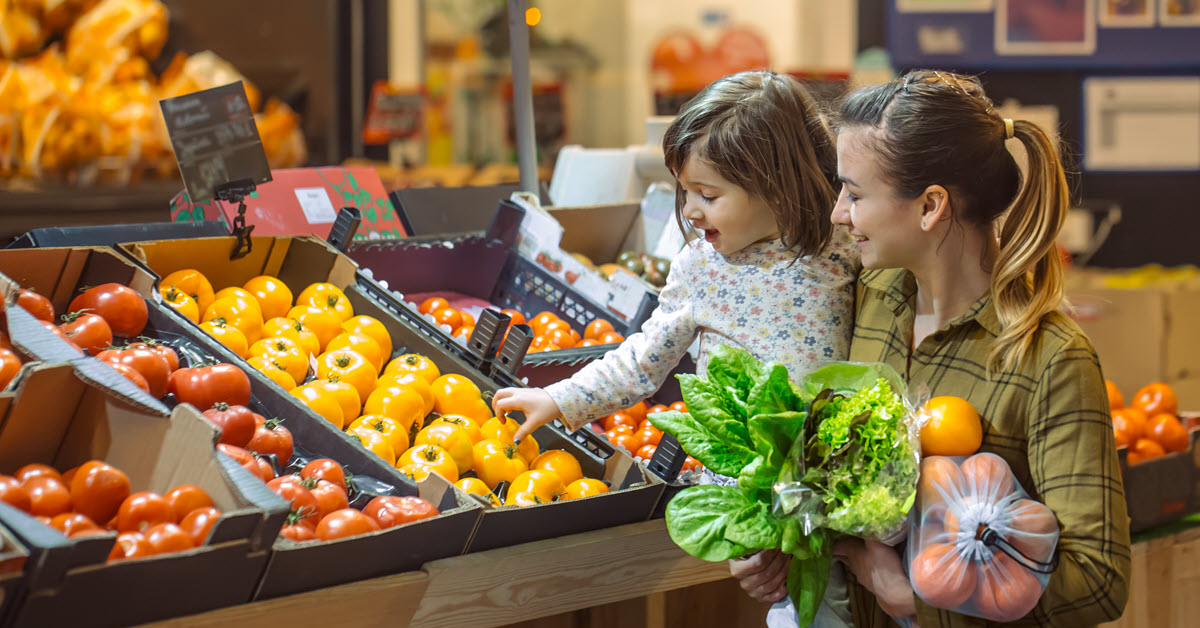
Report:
157,50,262,113
0,2,47,59
0,61,14,174
64,0,167,75
257,98,306,169
10,47,102,179
15,0,100,34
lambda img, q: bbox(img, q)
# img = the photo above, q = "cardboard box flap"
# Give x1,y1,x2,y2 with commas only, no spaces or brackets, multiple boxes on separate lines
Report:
0,363,91,470
549,202,640,265
5,305,85,364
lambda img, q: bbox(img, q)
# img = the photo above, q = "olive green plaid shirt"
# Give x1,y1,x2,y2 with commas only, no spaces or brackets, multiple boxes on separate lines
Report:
846,269,1131,628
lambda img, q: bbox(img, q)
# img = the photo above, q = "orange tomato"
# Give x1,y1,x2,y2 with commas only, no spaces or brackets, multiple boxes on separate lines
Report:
637,444,658,459
161,269,215,313
290,384,346,429
415,423,474,474
419,297,449,315
1132,382,1178,417
610,432,642,453
529,312,560,336
564,478,609,499
310,378,363,424
242,275,294,320
159,286,200,323
262,317,321,357
297,283,353,322
396,444,459,482
960,453,1014,497
1006,499,1059,562
584,318,614,340
648,404,669,415
384,353,441,384
598,331,625,344
624,401,648,423
365,385,426,431
460,312,476,329
669,401,688,413
249,336,308,384
917,456,966,509
579,338,600,347
970,553,1044,622
530,450,583,486
431,374,483,416
454,326,474,343
288,305,344,351
377,373,434,415
1105,380,1123,411
919,396,983,457
545,328,574,349
638,423,664,448
432,307,464,331
327,331,384,373
247,356,298,391
472,440,529,489
342,315,393,362
604,411,639,432
348,415,409,457
480,417,539,462
429,414,482,444
543,320,572,335
1145,413,1189,454
1112,407,1149,448
347,426,396,465
317,349,377,402
910,542,976,609
200,319,249,358
455,477,501,506
203,296,264,343
500,309,527,326
505,469,566,507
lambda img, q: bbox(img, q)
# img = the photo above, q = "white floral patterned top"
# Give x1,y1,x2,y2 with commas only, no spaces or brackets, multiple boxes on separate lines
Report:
546,228,861,431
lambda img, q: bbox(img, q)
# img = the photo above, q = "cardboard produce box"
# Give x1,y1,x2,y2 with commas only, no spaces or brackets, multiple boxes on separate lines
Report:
0,514,31,626
1118,422,1200,533
0,361,289,628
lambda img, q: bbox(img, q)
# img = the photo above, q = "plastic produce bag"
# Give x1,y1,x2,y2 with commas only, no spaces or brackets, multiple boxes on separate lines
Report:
0,2,47,59
256,98,307,169
908,453,1059,622
64,0,167,75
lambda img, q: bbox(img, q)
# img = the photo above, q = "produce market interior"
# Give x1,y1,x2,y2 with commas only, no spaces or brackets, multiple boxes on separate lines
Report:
0,1,1197,627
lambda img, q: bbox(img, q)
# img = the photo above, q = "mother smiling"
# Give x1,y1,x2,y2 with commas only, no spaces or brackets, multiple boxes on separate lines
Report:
735,70,1131,627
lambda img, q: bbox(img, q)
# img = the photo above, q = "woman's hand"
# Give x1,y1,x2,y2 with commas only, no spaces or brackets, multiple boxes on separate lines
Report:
491,387,563,442
834,538,917,621
728,549,790,603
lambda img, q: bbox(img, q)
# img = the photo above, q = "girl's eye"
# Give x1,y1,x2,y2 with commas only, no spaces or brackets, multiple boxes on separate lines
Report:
699,194,714,203
846,194,860,203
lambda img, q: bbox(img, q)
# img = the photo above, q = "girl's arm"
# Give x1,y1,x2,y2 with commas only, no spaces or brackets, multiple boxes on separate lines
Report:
496,249,697,439
1024,334,1131,625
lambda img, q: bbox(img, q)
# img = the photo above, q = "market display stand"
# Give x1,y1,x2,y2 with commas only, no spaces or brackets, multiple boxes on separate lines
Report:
138,519,762,628
1100,522,1200,628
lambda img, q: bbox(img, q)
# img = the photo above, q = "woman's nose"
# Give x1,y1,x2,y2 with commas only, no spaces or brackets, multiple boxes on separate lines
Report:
831,197,850,226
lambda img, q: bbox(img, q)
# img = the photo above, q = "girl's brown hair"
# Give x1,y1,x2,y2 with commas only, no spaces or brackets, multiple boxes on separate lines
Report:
662,71,838,258
838,70,1068,372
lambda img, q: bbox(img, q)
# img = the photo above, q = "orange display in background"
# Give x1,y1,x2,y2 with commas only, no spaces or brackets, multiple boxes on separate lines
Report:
650,27,770,114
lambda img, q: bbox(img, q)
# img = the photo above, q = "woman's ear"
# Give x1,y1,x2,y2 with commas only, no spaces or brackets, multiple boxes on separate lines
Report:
919,185,951,232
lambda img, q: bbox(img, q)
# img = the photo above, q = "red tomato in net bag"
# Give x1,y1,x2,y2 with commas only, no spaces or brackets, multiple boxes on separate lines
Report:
911,542,977,610
970,552,1043,622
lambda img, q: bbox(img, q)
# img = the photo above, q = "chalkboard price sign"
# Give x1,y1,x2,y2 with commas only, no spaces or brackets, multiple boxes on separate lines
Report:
159,81,273,203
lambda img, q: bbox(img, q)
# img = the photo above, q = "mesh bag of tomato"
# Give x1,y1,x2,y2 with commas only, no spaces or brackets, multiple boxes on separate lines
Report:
908,453,1059,622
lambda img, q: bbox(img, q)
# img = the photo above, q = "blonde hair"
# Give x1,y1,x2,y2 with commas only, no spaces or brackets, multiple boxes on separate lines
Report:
838,70,1067,372
662,71,838,258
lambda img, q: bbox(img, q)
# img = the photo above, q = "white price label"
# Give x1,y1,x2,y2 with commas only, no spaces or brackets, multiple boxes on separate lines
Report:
294,187,338,224
607,271,645,321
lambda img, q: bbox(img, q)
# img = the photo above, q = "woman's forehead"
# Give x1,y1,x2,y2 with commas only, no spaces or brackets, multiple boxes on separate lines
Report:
836,128,880,182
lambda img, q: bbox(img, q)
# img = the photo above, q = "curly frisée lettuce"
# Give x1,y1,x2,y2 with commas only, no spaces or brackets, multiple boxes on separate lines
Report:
649,348,922,626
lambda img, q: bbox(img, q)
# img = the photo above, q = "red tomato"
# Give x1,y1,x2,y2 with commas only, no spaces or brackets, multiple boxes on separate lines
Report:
636,444,658,460
681,456,701,472
129,341,180,372
500,309,526,326
143,523,194,555
69,461,131,525
108,532,155,561
179,507,222,546
362,495,440,529
14,464,61,484
0,475,31,512
59,312,112,356
37,321,83,354
266,476,320,527
610,432,642,453
201,403,260,448
69,283,148,338
418,297,448,315
247,419,294,463
280,522,316,541
217,444,264,482
164,485,214,522
315,508,381,541
49,512,100,536
637,423,664,447
17,289,54,322
608,412,639,431
309,480,350,520
669,401,688,413
300,459,348,494
107,363,150,394
0,347,20,389
168,364,252,410
255,457,276,482
97,346,171,398
116,492,176,533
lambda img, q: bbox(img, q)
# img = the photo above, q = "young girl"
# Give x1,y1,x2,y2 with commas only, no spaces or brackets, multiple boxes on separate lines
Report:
822,70,1130,626
492,70,861,626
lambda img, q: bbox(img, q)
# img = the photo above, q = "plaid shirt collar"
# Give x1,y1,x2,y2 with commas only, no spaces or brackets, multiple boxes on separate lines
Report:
859,268,1002,337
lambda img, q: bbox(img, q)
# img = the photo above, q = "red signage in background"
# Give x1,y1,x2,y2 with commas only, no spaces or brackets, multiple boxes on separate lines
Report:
363,80,425,145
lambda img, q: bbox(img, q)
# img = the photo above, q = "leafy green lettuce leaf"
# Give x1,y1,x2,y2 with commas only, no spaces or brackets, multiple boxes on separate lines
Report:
723,499,784,551
798,361,907,403
747,363,800,418
664,485,758,561
738,411,807,499
649,410,754,476
705,344,765,413
787,536,832,627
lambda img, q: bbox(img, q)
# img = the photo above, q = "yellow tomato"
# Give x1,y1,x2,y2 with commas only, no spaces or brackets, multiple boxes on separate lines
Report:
213,287,264,317
347,415,409,457
455,399,494,423
343,315,393,363
290,384,346,429
262,317,320,357
472,439,528,489
455,477,501,506
309,377,362,424
564,478,610,499
288,305,343,350
297,282,354,321
347,426,396,465
415,423,473,474
375,372,434,415
396,444,458,482
159,286,199,322
326,331,383,373
316,349,376,402
203,296,264,343
397,463,432,482
161,269,215,313
530,450,584,486
242,275,294,320
429,414,482,444
480,417,540,463
364,385,425,431
249,336,308,384
505,470,566,507
430,374,484,416
384,353,440,384
247,356,298,390
199,319,249,358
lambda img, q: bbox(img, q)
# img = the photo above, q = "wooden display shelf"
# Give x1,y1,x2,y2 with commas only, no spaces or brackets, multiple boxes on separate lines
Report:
1101,525,1200,628
140,519,731,628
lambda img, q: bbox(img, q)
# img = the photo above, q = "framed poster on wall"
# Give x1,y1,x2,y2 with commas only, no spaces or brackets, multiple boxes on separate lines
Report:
897,0,994,11
996,0,1097,55
1098,0,1155,27
1161,0,1200,26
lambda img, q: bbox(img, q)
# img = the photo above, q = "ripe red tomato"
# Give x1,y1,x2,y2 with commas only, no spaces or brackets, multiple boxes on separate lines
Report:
280,522,317,541
418,297,449,315
59,312,112,356
636,444,658,460
116,492,176,533
266,476,320,526
201,403,260,448
49,512,100,536
25,476,73,518
681,456,701,472
107,363,150,394
108,531,155,561
17,289,55,322
168,364,252,410
69,283,148,338
0,347,20,389
669,401,688,413
0,475,31,512
144,522,194,555
1131,383,1179,418
164,485,214,522
362,495,440,529
610,432,642,453
97,346,171,398
607,412,640,431
255,457,276,482
637,423,664,447
129,341,180,373
36,321,83,354
315,508,381,541
217,444,266,482
179,507,222,546
14,464,61,484
300,459,347,493
309,480,350,520
70,461,131,525
247,419,294,463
